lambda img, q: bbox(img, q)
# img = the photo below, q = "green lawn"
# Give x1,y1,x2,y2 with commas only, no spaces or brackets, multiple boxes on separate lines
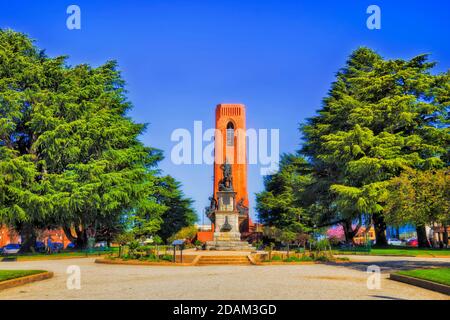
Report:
0,270,46,282
336,247,450,257
397,268,450,286
4,248,118,261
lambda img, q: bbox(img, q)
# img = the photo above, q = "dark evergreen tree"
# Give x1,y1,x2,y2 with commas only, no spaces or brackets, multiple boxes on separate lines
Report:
155,175,197,242
256,154,313,233
0,30,56,250
301,48,449,246
0,30,194,249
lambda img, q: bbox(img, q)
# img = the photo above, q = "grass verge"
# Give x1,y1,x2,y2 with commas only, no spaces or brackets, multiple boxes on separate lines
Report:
336,247,450,257
0,270,46,282
4,249,117,261
397,268,450,286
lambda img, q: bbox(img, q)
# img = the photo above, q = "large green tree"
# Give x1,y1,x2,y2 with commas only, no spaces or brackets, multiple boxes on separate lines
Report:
256,154,313,233
301,47,449,246
0,30,58,250
384,168,449,247
155,175,197,242
0,30,192,250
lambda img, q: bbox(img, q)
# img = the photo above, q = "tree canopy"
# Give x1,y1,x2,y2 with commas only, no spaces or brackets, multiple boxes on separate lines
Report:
256,153,313,233
257,47,449,246
0,29,196,249
384,168,449,229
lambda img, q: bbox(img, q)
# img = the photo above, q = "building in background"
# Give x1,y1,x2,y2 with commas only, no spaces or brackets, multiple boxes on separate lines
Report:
0,226,71,248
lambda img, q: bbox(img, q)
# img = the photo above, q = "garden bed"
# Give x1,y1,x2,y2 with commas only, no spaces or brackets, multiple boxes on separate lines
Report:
255,251,348,264
96,256,199,266
260,260,317,265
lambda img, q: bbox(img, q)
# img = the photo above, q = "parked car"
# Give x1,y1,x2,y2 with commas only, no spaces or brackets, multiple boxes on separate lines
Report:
34,241,46,253
95,241,108,248
406,238,418,247
387,238,403,246
2,243,21,255
66,242,76,250
50,242,64,253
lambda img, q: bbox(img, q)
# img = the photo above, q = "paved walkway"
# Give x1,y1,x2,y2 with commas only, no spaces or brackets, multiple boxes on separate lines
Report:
0,256,449,300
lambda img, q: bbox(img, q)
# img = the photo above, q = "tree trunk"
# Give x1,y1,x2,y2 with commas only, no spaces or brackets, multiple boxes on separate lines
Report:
438,232,444,248
75,226,88,249
443,225,448,248
63,225,88,249
372,212,387,247
18,223,37,253
341,219,360,244
416,225,429,248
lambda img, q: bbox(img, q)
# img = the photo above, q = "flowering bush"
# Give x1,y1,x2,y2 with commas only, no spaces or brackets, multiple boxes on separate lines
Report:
327,226,345,244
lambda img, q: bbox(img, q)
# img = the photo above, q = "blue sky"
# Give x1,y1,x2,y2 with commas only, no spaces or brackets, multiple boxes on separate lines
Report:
1,0,449,222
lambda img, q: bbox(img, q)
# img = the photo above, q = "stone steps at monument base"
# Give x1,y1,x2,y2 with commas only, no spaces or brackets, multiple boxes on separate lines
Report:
197,255,252,265
205,240,254,251
199,257,249,261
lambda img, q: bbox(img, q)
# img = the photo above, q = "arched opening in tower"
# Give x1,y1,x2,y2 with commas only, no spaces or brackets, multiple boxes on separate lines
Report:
226,122,234,147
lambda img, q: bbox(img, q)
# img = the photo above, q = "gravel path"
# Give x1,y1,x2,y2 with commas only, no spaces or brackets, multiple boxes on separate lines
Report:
0,256,449,300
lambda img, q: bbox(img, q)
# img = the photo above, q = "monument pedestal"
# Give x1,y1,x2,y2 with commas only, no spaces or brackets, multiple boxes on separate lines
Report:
206,191,253,251
205,240,253,251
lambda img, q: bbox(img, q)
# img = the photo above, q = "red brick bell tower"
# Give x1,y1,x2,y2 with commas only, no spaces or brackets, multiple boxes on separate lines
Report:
213,103,250,233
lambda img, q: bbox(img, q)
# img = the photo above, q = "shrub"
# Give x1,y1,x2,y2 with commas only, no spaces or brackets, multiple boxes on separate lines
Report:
283,256,300,262
144,254,158,261
128,240,140,250
337,257,350,261
313,255,332,262
314,238,331,251
161,254,173,262
295,247,305,254
194,240,203,246
152,235,163,245
298,255,313,262
253,240,264,249
138,245,155,256
328,236,342,247
127,240,140,259
283,255,313,262
271,255,282,261
309,250,333,262
114,232,135,246
168,226,198,244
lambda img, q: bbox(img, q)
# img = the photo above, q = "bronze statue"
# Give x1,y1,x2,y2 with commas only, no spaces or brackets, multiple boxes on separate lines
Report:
218,159,233,191
205,196,218,220
209,196,218,211
236,198,249,216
